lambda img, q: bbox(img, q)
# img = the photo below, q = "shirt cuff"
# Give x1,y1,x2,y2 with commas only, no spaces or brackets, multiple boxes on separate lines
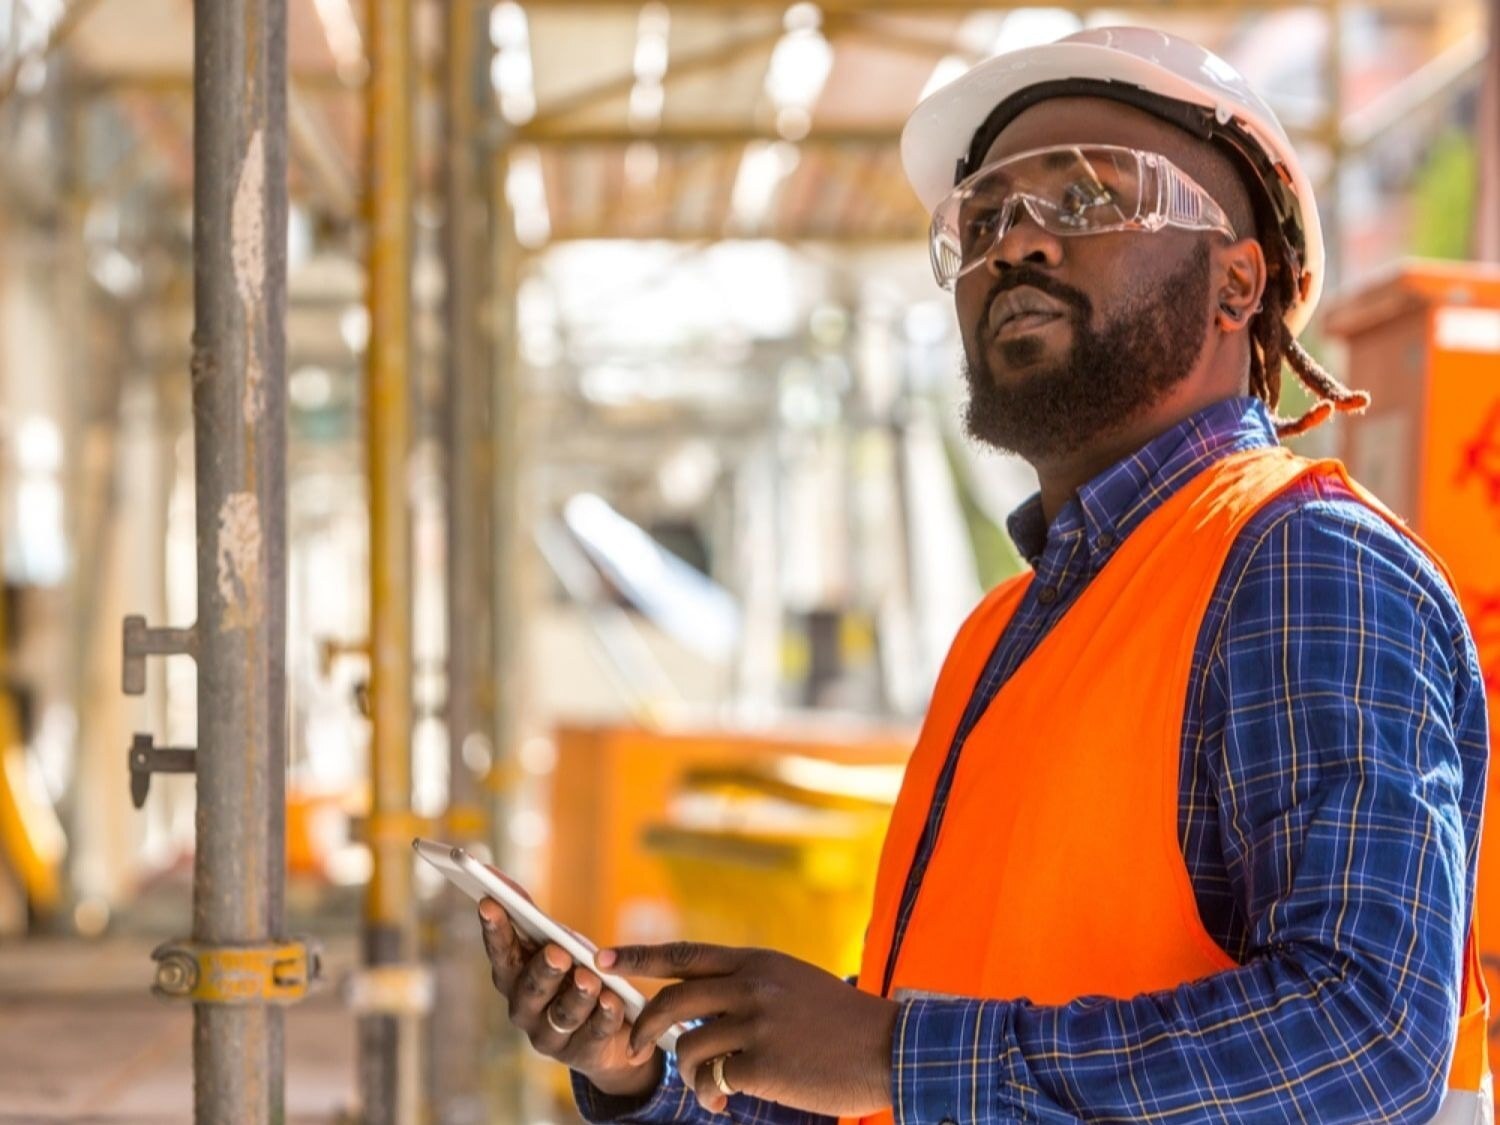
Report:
571,1057,698,1124
890,998,1040,1125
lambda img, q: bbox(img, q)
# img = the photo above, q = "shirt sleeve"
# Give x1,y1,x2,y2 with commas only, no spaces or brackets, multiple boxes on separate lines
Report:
891,499,1482,1124
571,1056,838,1125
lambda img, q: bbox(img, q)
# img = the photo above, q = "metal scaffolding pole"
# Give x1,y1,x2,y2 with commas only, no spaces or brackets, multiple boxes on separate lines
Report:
358,0,422,1121
428,0,495,1120
189,0,290,1114
142,0,293,1118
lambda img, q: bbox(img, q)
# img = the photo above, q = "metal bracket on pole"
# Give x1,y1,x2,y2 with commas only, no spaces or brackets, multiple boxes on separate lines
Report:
316,636,371,678
122,615,197,695
127,732,197,809
151,938,323,1005
442,803,489,839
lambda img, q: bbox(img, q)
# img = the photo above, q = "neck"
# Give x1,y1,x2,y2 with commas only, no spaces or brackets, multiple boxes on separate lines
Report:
1030,383,1243,525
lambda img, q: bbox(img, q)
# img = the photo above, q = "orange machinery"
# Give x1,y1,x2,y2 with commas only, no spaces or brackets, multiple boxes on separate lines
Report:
544,720,913,956
1324,259,1500,1066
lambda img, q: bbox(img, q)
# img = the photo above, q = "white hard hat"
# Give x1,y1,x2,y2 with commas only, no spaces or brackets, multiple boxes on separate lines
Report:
901,26,1324,336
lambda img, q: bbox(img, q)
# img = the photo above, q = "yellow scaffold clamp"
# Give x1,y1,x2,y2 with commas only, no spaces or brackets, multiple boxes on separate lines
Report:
150,938,322,1005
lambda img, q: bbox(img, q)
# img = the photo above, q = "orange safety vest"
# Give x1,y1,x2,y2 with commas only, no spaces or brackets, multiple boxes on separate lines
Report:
849,447,1489,1125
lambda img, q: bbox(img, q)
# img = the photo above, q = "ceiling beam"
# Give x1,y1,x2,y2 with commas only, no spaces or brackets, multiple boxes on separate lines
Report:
543,227,925,243
517,124,899,145
835,17,983,65
522,21,788,128
517,0,1439,12
517,8,965,131
520,116,1330,147
82,71,357,96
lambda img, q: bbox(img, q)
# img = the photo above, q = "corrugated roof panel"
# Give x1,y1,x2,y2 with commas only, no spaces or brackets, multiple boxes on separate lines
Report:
814,29,952,125
661,41,775,128
527,7,640,109
71,0,192,73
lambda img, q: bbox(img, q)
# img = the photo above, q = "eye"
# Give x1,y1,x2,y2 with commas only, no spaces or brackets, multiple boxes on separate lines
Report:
1057,180,1117,226
961,207,1002,246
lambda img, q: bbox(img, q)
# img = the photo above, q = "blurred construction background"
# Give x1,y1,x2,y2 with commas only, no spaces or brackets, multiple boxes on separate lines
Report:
0,0,1497,1122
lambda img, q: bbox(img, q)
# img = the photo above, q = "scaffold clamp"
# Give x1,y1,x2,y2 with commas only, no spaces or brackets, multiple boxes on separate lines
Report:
151,937,322,1005
122,615,197,695
127,733,197,809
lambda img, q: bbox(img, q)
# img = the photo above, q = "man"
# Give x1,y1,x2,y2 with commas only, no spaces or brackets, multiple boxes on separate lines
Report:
479,27,1491,1123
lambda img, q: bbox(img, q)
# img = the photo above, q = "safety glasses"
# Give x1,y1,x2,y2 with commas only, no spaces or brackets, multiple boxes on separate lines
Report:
929,144,1237,290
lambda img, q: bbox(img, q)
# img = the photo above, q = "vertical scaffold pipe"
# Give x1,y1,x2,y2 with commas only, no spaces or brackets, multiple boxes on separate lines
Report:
360,0,420,1121
189,0,289,1119
429,0,494,1119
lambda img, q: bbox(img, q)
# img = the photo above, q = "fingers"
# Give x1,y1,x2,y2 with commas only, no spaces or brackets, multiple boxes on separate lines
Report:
480,914,643,1080
674,1017,752,1106
578,983,628,1046
599,941,745,980
478,898,530,995
540,963,602,1041
693,1052,741,1116
628,977,747,1058
694,1047,756,1115
503,946,630,1069
508,943,575,1038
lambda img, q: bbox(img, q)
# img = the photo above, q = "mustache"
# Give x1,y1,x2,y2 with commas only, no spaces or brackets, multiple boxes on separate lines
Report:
988,267,1092,320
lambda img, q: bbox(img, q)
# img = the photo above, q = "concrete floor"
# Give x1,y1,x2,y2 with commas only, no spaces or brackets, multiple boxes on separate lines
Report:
0,935,359,1123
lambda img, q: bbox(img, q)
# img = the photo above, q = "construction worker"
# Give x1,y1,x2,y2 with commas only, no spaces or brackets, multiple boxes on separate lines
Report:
478,27,1491,1123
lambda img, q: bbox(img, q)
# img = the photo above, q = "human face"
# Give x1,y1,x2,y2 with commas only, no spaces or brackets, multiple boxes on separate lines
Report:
955,98,1228,461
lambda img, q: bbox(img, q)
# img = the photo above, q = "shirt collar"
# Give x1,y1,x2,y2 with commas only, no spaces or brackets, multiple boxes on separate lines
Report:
1005,395,1281,568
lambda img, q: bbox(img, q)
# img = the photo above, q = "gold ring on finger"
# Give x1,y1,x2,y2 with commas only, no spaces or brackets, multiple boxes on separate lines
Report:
712,1053,736,1097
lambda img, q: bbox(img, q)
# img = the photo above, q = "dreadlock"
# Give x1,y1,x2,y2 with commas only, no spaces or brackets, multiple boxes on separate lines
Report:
1248,244,1371,439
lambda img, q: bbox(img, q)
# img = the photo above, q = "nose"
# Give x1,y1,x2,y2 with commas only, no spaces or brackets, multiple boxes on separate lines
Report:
985,202,1064,276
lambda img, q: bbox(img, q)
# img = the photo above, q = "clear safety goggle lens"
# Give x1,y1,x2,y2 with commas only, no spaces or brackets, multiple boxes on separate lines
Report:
928,144,1237,290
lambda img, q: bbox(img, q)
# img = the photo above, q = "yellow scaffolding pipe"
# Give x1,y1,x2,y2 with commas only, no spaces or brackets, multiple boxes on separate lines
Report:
359,0,421,1121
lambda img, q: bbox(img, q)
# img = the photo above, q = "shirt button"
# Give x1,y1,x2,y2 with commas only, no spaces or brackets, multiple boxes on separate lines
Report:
1036,585,1058,605
1096,532,1115,550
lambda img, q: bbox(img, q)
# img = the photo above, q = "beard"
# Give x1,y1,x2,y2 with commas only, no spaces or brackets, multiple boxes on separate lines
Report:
961,242,1212,462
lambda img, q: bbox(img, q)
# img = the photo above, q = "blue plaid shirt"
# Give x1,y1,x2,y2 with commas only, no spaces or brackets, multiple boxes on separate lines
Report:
574,396,1489,1123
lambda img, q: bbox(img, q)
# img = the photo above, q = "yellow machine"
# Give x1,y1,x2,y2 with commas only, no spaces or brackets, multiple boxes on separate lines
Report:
643,759,901,977
0,592,63,915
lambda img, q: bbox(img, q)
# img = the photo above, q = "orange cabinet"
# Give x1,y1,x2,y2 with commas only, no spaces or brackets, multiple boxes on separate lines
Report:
1325,259,1500,1069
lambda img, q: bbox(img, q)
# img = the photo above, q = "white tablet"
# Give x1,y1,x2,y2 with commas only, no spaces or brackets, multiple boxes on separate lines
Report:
412,837,684,1053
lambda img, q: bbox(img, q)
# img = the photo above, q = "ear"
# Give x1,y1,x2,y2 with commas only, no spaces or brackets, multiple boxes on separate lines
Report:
1213,237,1267,334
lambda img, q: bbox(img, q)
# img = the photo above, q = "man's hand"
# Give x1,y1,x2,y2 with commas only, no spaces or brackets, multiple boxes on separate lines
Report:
600,942,898,1116
476,870,662,1101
